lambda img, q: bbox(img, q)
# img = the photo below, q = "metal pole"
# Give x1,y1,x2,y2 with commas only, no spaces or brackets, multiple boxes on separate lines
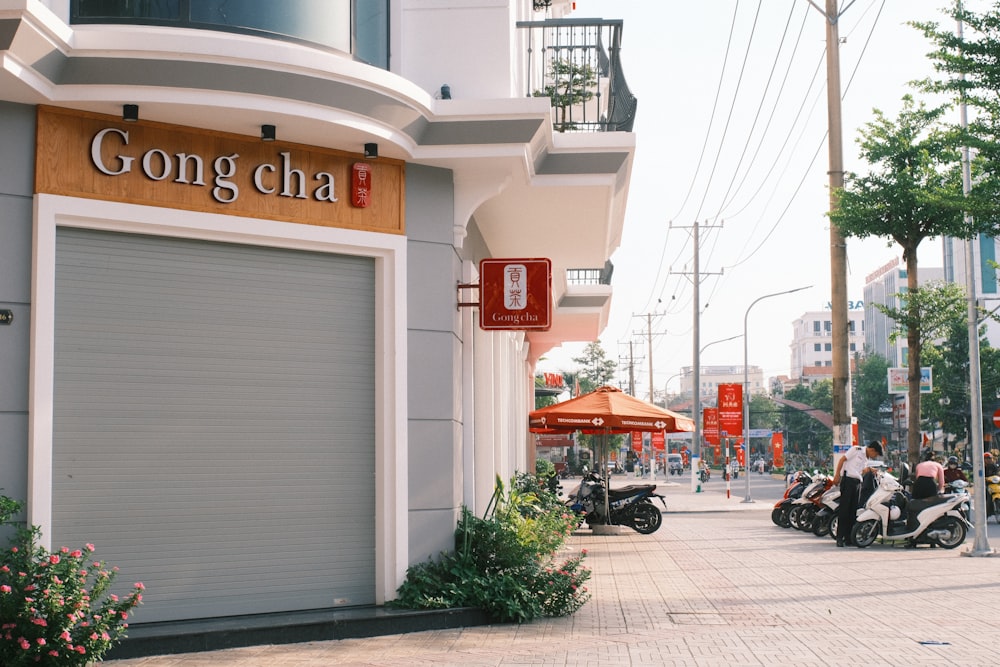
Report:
956,5,993,557
692,221,702,492
825,0,853,452
743,285,812,503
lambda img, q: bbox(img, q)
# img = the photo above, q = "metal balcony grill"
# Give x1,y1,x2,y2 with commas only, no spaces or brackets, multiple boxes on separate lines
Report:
517,18,637,133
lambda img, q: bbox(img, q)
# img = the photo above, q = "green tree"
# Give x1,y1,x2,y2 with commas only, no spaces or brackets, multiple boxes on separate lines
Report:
571,342,617,395
533,58,597,132
854,353,891,445
830,95,994,466
915,4,1000,209
782,381,834,463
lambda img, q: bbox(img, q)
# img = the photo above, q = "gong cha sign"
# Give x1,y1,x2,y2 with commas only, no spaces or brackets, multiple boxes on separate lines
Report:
479,258,552,331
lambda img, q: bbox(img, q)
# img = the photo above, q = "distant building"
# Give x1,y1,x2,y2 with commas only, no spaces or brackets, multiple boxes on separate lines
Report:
789,307,865,381
862,257,944,366
679,365,766,400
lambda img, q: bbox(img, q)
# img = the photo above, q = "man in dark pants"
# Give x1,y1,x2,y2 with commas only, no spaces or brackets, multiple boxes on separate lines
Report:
832,440,883,547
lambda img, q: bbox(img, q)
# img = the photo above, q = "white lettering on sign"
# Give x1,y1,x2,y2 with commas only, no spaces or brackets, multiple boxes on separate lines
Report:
89,128,340,205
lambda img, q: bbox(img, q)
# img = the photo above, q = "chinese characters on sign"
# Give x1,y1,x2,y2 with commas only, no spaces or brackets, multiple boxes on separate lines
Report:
351,162,371,208
717,383,743,437
478,258,552,331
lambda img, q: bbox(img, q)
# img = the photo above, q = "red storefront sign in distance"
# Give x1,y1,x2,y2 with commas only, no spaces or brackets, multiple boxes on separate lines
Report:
479,258,552,331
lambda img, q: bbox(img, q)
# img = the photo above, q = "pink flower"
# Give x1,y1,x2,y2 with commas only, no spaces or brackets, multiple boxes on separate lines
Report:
60,546,69,554
49,554,60,565
76,645,86,654
70,550,82,558
60,631,71,641
85,543,95,551
0,585,10,593
135,582,145,591
36,637,46,646
48,650,59,657
30,618,47,627
18,637,29,649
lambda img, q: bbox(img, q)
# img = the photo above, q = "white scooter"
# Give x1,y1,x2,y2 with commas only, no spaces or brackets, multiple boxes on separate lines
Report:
850,472,971,549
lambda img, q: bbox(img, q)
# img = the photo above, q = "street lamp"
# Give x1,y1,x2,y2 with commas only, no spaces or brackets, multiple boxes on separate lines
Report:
742,285,812,503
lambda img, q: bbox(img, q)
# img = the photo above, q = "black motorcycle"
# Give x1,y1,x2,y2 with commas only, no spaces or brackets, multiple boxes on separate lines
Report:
566,472,667,534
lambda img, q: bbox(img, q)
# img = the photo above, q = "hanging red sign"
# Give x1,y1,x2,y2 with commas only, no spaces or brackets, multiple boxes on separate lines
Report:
717,383,743,437
703,407,720,446
651,431,665,451
479,258,552,331
351,162,372,208
631,431,643,453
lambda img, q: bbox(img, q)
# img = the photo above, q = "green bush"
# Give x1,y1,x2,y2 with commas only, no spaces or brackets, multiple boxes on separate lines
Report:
391,474,590,623
0,495,144,666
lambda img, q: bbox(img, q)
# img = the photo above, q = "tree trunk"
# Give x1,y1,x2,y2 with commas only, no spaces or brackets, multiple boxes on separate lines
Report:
904,244,922,468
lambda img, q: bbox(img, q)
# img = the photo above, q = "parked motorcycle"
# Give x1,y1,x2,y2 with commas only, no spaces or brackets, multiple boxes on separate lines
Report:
789,474,833,531
771,471,812,528
811,485,840,537
987,475,1000,524
851,472,971,549
565,472,667,534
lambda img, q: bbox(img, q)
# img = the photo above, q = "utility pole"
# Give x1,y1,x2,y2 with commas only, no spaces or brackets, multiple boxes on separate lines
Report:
671,219,723,491
808,0,853,448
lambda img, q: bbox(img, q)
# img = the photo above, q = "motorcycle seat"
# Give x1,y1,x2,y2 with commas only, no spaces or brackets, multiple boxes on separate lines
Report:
609,484,655,497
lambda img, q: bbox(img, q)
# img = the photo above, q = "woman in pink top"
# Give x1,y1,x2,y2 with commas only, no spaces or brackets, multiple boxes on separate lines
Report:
912,450,945,499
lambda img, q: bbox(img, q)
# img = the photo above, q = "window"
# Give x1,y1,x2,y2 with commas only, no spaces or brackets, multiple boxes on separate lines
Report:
813,320,821,332
850,343,856,351
825,361,832,366
814,343,821,352
815,361,822,367
824,343,832,352
824,320,832,332
71,0,389,67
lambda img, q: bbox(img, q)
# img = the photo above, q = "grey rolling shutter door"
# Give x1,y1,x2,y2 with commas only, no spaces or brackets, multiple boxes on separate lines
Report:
51,228,376,623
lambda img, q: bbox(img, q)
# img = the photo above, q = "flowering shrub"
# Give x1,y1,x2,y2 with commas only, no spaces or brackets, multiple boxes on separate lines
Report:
0,495,144,666
391,473,590,622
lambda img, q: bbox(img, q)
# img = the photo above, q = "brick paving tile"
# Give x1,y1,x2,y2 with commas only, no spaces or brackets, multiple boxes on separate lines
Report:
105,485,1000,667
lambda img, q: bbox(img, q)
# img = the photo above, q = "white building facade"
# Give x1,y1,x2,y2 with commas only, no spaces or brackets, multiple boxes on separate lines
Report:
0,0,634,628
863,257,944,366
789,307,865,381
680,365,766,399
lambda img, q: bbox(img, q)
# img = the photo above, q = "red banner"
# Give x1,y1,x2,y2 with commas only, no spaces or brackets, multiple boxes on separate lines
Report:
651,431,665,451
702,407,720,446
631,431,643,453
717,383,743,438
772,432,784,468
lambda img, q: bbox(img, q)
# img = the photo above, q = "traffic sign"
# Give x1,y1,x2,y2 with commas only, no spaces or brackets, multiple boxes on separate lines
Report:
992,408,1000,429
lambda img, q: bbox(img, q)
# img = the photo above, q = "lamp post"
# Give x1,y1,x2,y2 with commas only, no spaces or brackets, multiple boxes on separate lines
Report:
742,285,812,503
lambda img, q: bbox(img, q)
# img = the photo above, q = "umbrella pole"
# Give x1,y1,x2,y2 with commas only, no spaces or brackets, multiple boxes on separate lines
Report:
603,430,612,524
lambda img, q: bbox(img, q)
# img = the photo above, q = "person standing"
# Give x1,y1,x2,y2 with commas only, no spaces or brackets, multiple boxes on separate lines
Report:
833,440,884,547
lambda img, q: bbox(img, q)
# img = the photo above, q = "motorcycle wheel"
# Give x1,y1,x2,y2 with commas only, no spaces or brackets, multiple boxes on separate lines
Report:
796,506,816,531
829,515,838,540
788,505,805,530
777,505,793,529
850,519,879,548
932,517,967,549
994,499,1000,524
770,506,784,526
812,514,832,537
629,501,663,534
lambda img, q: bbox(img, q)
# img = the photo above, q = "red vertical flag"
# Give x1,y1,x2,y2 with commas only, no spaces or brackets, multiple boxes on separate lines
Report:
717,383,743,437
703,407,720,446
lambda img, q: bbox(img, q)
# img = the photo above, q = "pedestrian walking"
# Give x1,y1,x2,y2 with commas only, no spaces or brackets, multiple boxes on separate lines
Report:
832,440,883,547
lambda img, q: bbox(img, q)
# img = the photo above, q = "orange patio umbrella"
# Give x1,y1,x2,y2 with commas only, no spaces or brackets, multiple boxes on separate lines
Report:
529,385,695,434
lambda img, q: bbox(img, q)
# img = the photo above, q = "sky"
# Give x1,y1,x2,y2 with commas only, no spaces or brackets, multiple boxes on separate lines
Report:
537,0,985,398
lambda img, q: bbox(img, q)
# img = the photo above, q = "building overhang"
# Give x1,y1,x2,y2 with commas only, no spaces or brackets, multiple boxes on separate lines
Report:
0,3,633,359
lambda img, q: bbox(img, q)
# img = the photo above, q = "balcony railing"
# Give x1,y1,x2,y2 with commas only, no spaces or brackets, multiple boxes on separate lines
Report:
567,262,614,286
516,18,637,133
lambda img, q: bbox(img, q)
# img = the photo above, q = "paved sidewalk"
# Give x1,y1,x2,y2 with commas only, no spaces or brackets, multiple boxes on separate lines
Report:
106,479,1000,666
